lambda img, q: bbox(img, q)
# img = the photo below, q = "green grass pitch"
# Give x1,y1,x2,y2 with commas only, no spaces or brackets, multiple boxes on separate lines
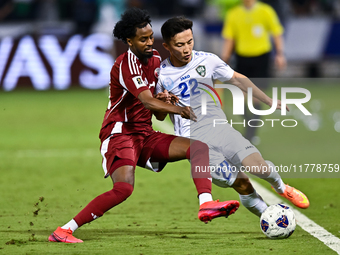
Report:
0,81,339,254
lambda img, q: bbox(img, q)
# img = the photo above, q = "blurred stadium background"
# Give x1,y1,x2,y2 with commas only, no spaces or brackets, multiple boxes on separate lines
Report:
0,0,339,91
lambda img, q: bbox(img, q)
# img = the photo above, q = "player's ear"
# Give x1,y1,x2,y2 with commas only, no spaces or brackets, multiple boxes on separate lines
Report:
162,42,170,52
127,38,133,47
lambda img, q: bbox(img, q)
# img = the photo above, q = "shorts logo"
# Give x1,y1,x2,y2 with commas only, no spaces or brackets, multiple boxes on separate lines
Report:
196,65,206,77
132,76,146,89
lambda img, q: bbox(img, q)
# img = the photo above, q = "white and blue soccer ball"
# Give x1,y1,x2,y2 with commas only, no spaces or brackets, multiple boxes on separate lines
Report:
260,204,296,239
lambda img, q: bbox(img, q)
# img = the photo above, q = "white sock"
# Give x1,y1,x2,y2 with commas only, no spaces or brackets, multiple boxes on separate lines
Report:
198,193,213,205
61,219,79,233
264,160,286,194
239,191,268,217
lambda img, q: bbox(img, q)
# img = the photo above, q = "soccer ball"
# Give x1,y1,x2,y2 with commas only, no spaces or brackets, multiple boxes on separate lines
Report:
260,204,296,239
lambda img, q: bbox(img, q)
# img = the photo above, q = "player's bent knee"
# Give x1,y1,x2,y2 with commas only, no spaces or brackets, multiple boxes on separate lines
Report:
113,182,134,202
189,140,209,158
111,164,135,186
242,152,265,167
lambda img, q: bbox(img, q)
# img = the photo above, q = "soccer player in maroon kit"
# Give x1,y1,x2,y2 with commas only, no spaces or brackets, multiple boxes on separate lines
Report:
48,8,239,243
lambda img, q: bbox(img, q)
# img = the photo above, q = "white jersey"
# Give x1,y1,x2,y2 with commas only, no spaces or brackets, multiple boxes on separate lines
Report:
156,50,234,139
156,50,260,188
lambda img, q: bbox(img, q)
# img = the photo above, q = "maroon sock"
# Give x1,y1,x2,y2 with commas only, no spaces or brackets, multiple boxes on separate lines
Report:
74,182,133,227
186,141,212,195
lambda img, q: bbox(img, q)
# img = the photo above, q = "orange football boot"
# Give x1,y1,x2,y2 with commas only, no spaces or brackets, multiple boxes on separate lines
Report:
276,184,310,209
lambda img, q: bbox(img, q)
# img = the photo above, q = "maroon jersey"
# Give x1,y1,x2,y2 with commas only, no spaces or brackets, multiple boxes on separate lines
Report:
100,49,161,142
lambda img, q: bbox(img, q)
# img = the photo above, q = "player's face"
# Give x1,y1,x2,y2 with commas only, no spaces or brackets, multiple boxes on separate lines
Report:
127,23,154,62
163,29,194,67
243,0,257,8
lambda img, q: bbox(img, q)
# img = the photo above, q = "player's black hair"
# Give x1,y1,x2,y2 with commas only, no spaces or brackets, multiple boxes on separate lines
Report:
113,8,152,44
161,16,193,43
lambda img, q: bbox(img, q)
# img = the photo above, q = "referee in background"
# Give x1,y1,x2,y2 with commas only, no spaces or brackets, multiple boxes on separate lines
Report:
221,0,286,144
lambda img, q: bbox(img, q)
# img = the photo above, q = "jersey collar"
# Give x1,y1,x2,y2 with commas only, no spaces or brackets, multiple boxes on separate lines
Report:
128,48,137,57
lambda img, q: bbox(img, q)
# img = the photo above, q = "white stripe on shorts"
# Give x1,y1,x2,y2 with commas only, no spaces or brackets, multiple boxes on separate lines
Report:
101,122,123,176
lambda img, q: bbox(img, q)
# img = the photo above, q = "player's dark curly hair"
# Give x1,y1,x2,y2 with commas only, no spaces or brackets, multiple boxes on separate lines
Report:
113,8,152,44
161,16,193,43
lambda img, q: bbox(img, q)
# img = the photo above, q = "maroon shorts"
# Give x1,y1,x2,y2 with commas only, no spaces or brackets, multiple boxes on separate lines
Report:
100,131,177,178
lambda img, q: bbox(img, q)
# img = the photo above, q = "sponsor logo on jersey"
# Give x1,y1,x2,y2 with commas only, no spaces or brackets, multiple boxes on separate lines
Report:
196,65,206,77
132,76,146,89
180,75,190,81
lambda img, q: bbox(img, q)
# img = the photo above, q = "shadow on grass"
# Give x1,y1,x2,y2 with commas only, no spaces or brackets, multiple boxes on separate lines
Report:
1,228,258,243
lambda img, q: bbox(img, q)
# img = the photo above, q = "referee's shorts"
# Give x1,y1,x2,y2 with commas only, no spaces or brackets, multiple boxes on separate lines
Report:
235,52,271,90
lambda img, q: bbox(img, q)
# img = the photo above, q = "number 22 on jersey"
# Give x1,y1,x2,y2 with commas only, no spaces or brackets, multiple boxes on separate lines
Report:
179,79,200,98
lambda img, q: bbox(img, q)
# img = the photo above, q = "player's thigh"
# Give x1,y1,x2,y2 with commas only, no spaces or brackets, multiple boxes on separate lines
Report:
145,133,177,163
242,152,266,166
241,152,268,176
168,136,191,161
215,124,260,166
101,133,142,178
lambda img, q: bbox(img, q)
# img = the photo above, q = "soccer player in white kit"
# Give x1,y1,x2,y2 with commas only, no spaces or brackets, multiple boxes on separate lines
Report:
155,17,310,216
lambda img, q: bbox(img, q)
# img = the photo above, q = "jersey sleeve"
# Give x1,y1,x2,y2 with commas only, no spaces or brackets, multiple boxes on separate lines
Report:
210,54,235,82
119,56,149,98
221,10,236,39
266,5,284,36
155,78,165,95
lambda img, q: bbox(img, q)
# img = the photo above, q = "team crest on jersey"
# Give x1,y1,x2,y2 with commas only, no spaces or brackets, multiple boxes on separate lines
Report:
154,67,160,79
132,75,146,89
196,65,206,77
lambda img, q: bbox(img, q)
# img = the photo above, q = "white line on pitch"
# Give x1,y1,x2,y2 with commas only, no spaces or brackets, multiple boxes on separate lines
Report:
132,117,340,254
4,119,339,253
252,180,340,254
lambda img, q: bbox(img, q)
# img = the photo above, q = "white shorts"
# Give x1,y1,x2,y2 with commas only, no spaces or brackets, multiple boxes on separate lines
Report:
193,122,260,188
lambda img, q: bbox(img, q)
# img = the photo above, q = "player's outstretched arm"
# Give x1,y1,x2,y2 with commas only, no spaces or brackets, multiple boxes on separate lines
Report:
138,90,197,121
229,71,286,111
